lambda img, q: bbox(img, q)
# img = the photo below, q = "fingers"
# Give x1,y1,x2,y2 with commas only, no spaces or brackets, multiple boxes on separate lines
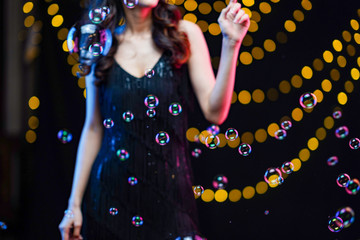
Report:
236,12,250,26
233,9,245,23
219,2,242,23
73,224,82,239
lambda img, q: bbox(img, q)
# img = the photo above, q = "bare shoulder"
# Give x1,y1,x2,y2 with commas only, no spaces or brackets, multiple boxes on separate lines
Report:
179,20,202,35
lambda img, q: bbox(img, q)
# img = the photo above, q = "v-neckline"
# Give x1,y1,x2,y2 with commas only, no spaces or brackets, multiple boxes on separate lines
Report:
114,53,165,79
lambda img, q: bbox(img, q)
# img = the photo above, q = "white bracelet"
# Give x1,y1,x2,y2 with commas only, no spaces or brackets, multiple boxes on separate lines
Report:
64,209,74,218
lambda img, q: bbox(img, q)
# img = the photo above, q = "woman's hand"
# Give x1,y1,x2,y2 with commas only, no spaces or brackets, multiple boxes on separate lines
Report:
218,0,250,44
58,207,83,240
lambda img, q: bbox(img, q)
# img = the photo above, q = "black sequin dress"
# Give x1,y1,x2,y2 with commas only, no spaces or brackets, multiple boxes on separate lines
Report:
81,52,201,240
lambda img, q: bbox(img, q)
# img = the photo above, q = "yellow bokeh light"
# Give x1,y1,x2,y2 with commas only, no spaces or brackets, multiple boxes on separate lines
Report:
291,75,303,88
83,89,86,98
242,8,252,18
266,88,279,101
279,80,291,94
251,11,261,22
301,0,312,10
229,189,241,202
301,66,313,79
351,68,360,80
267,175,280,188
48,3,59,16
284,20,296,32
255,129,267,143
78,77,86,89
241,132,254,145
214,189,228,202
350,19,359,31
292,108,303,122
299,148,310,161
231,91,237,104
267,123,279,137
276,32,288,44
255,181,268,194
243,0,255,7
201,189,215,202
52,15,64,27
344,81,354,93
213,1,226,12
199,130,211,144
24,15,35,28
263,39,276,52
25,130,37,144
57,28,69,40
324,116,334,130
28,116,39,130
291,158,302,172
227,136,240,148
238,90,251,104
28,96,40,110
337,56,346,68
208,23,221,35
248,20,258,32
198,2,211,14
332,39,343,52
186,128,200,142
323,50,333,63
346,45,356,56
242,35,253,46
307,137,319,151
313,89,323,103
252,89,265,103
175,0,185,5
23,2,34,13
183,13,197,23
321,79,332,92
315,127,326,141
270,0,280,2
239,52,253,65
330,69,340,81
293,10,304,22
313,58,324,71
354,33,360,44
184,0,197,11
342,30,351,42
337,92,348,105
242,186,255,199
251,47,264,60
67,53,78,65
197,20,208,32
259,2,271,14
217,133,227,148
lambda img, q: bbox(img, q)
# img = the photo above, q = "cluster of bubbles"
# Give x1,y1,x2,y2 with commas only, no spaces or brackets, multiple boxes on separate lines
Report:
155,131,170,146
0,221,7,230
128,176,138,186
336,173,360,195
57,129,73,144
299,92,317,109
191,148,202,158
103,118,114,128
193,185,204,197
275,120,292,140
132,215,144,227
212,174,228,189
328,206,355,232
116,149,129,161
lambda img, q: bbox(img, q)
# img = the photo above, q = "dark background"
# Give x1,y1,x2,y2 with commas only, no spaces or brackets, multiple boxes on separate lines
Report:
1,0,360,239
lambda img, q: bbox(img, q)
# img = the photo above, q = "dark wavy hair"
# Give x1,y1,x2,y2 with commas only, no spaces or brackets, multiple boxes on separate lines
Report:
81,0,190,85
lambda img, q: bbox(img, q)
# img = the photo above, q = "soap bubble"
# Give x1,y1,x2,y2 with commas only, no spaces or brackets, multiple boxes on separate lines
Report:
144,68,155,78
327,156,338,166
205,135,220,149
124,0,139,9
212,174,228,189
335,126,349,139
280,120,292,130
88,7,108,24
264,210,269,215
335,207,355,228
103,118,114,128
155,131,170,146
132,215,144,227
332,110,342,119
128,176,138,186
336,173,351,187
191,148,202,158
169,103,182,116
207,125,220,135
274,129,287,140
281,162,294,174
299,92,317,109
0,222,7,230
122,111,134,122
89,42,103,56
146,109,156,118
144,95,159,109
264,167,282,185
109,207,118,216
238,143,252,156
193,185,204,197
345,178,360,195
57,129,73,144
225,128,238,141
117,149,129,161
349,138,360,149
328,217,344,232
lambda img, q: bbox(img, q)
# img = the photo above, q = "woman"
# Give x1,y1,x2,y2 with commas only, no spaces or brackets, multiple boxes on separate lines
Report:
59,0,249,239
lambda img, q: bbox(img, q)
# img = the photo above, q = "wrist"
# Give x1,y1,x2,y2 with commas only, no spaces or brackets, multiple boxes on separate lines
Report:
222,37,242,49
68,197,82,209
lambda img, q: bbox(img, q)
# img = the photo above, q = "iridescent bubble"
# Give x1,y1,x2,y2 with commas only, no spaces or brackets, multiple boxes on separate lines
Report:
124,0,139,9
299,92,317,109
205,135,220,149
345,178,360,195
88,7,108,24
225,128,238,141
328,216,344,233
116,149,129,161
281,120,292,130
336,173,351,188
191,148,202,158
274,129,287,140
122,111,134,122
144,68,155,78
0,222,7,230
335,207,355,228
193,185,204,197
264,167,282,185
144,95,159,109
155,131,170,146
146,109,156,118
128,176,138,186
332,110,342,119
89,42,103,56
169,103,182,116
212,174,228,189
335,126,349,139
207,125,220,135
281,162,294,174
57,129,73,144
349,138,360,149
238,143,252,156
264,210,269,215
278,176,284,185
327,156,339,166
103,118,114,128
109,207,118,216
132,215,144,227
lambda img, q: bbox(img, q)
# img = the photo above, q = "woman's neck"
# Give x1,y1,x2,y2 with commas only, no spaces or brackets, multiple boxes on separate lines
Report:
123,6,153,36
